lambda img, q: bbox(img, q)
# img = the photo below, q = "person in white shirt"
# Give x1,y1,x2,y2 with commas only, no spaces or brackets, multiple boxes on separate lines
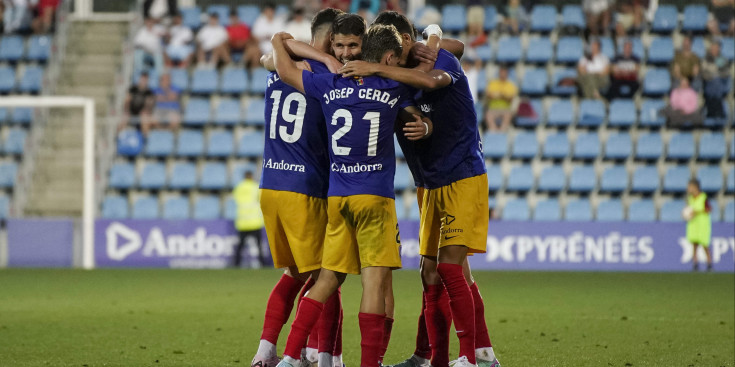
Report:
196,12,230,67
165,11,193,66
133,17,165,74
252,2,285,54
577,39,610,99
283,8,311,43
3,0,32,34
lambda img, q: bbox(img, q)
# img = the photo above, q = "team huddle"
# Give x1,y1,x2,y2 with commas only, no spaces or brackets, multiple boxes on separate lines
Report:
253,8,500,367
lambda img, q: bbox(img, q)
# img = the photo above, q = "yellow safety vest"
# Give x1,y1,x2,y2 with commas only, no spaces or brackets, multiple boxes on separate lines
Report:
232,179,264,231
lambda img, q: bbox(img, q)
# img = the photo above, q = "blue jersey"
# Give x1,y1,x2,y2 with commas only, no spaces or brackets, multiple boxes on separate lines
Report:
396,128,425,188
414,49,486,189
260,59,331,198
302,71,415,199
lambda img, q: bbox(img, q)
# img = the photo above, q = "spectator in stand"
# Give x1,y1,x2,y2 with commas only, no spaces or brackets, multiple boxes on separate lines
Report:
252,3,285,55
484,65,518,131
33,0,59,33
501,0,528,35
227,9,259,69
614,0,646,36
702,41,730,118
351,0,379,23
122,72,155,134
462,53,482,103
659,77,703,126
608,39,640,99
684,179,713,272
196,12,230,67
322,0,350,12
577,39,610,99
284,8,312,43
293,0,321,16
143,0,177,20
708,0,735,36
165,11,193,67
583,0,612,36
466,0,487,46
150,73,181,133
385,0,406,14
3,0,31,34
672,37,701,89
0,3,5,32
133,17,165,75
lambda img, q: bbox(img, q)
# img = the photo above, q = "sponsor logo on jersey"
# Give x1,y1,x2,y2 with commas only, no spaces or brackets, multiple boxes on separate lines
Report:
331,162,384,173
263,158,306,173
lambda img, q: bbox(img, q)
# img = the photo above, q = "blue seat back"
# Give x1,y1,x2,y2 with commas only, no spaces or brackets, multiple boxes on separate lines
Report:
537,166,565,192
573,132,600,160
651,5,677,33
605,133,632,160
108,162,136,189
177,129,204,157
635,133,663,160
145,130,174,157
578,99,605,127
667,133,695,160
169,162,197,189
101,196,129,219
482,132,508,158
530,5,557,32
441,5,467,32
207,130,234,157
221,68,248,94
600,166,627,193
628,200,656,222
139,162,167,189
566,200,592,221
237,131,265,157
631,166,659,193
496,37,522,63
200,162,228,190
608,99,636,127
597,200,624,221
569,165,596,192
502,199,530,220
534,199,561,221
194,196,221,219
556,37,584,64
697,166,723,193
660,200,687,222
542,133,569,159
698,133,726,160
662,166,691,193
548,99,575,127
511,132,538,159
163,196,190,219
507,165,534,191
132,196,159,219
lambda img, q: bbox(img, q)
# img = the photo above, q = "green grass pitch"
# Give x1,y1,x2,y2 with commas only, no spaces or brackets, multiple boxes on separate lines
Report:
0,269,733,367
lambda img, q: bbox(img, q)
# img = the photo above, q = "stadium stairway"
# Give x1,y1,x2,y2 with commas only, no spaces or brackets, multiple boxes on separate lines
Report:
24,21,128,217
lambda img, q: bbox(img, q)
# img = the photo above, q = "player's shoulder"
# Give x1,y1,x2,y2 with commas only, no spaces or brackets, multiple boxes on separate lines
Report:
436,48,461,70
303,58,330,74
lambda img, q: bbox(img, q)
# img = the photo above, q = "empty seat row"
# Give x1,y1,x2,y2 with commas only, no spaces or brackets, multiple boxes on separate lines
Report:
0,161,18,188
0,66,44,94
134,67,269,95
117,129,265,158
182,98,266,126
0,35,51,63
108,160,256,190
0,108,32,125
179,4,289,29
101,194,237,220
0,128,27,155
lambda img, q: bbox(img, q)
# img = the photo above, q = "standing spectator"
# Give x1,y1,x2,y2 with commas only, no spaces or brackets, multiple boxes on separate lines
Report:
196,12,230,67
226,9,258,68
150,73,181,133
583,0,612,36
608,39,640,99
659,77,703,126
165,12,193,67
33,0,59,34
577,39,610,99
284,8,312,43
351,0,379,23
672,37,700,89
122,72,155,133
708,0,735,36
4,0,31,34
484,65,518,131
702,41,730,118
133,17,165,75
501,0,528,35
252,3,285,55
684,179,712,272
232,170,265,268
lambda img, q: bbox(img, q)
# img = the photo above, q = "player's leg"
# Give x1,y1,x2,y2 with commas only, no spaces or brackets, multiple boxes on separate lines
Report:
692,243,700,271
463,260,500,366
420,255,452,367
317,287,342,367
437,245,477,365
234,231,246,267
360,266,391,367
380,271,395,363
704,243,713,271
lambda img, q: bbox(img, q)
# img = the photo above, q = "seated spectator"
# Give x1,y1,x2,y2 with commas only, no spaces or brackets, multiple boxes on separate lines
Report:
284,8,312,43
466,0,487,45
672,37,701,89
614,0,646,36
660,77,703,126
165,12,193,67
0,3,5,31
226,10,260,69
385,0,406,14
322,0,350,12
4,0,32,34
484,65,518,131
608,39,640,99
577,39,610,99
150,73,181,133
702,41,730,118
462,53,482,103
501,0,528,35
122,72,154,133
708,0,735,36
583,0,612,36
351,0,379,24
252,3,285,55
133,17,165,75
33,0,59,33
196,12,230,67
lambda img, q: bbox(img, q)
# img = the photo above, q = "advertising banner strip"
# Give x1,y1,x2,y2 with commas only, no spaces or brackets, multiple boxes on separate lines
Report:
7,218,75,267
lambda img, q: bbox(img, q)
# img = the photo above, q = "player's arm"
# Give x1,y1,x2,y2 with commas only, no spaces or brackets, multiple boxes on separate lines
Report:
398,106,433,140
413,33,441,73
341,62,452,92
272,33,306,94
260,39,342,72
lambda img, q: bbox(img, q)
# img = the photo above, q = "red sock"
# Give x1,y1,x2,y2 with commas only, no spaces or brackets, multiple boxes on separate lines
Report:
358,312,385,367
413,297,432,360
437,263,476,364
307,322,319,351
333,306,343,356
297,277,316,310
380,317,394,361
318,288,342,353
470,282,492,349
260,274,306,344
424,284,451,367
284,297,324,360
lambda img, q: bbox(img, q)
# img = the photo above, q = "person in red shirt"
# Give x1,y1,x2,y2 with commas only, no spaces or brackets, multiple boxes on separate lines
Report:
34,0,59,33
227,10,261,70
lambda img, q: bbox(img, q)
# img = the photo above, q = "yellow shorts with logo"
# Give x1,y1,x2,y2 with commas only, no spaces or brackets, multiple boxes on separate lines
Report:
322,195,402,275
419,174,489,257
260,189,327,273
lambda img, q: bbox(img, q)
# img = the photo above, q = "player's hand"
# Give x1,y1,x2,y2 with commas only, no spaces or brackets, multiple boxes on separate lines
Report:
297,60,312,72
271,32,294,42
403,114,428,141
323,55,344,74
339,61,376,77
410,42,438,65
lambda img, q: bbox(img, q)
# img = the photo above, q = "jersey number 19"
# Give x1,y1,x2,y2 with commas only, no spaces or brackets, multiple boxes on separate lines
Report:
269,90,305,143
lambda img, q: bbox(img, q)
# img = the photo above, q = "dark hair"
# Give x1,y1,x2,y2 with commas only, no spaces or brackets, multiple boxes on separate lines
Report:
331,13,366,37
311,8,343,37
689,178,700,189
209,12,219,19
263,2,276,10
373,11,414,41
229,9,238,17
361,24,403,63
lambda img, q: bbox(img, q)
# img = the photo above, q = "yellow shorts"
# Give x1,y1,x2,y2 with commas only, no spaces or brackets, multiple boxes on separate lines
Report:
260,189,327,273
322,195,402,275
419,174,489,257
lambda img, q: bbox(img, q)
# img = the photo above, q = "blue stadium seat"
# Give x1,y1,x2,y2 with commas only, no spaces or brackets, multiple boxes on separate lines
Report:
169,161,197,190
190,69,218,94
394,163,412,191
537,166,566,192
214,99,242,126
547,99,575,127
556,37,584,64
132,196,159,219
145,130,174,157
607,99,636,127
101,196,128,219
11,107,31,124
506,165,534,192
244,99,266,126
249,68,270,94
681,5,708,33
565,199,593,221
19,66,43,94
697,166,723,193
520,68,547,95
618,37,645,59
486,164,502,191
628,199,656,222
526,37,553,64
639,99,666,128
0,66,15,93
710,201,722,222
502,199,530,221
568,165,596,193
597,199,624,221
414,5,439,30
667,133,695,160
108,162,136,189
599,37,616,59
163,196,190,219
176,130,204,157
578,99,605,127
441,5,467,32
482,132,508,159
647,37,674,65
534,199,561,221
731,138,735,159
561,5,585,29
550,68,578,95
631,166,659,193
116,129,143,157
651,5,678,33
183,98,211,126
725,201,735,222
662,166,691,193
542,133,569,160
206,5,231,26
224,197,237,220
698,133,726,160
642,69,671,96
484,6,498,31
604,133,632,160
515,99,544,127
394,136,404,159
660,199,686,222
0,107,7,123
237,5,260,26
169,68,189,90
721,37,735,61
0,162,17,188
231,162,255,187
220,68,248,95
237,131,265,157
599,165,627,193
530,5,557,33
0,35,24,62
27,35,50,62
207,130,234,157
691,37,706,58
407,200,421,221
0,195,8,219
180,7,202,29
496,37,522,63
4,128,26,155
573,132,600,160
475,45,493,62
200,162,228,190
511,132,538,159
635,132,663,160
139,162,167,190
194,196,221,219
727,167,735,193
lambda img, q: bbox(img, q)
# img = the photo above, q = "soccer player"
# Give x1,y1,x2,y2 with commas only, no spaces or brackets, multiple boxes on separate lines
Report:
341,15,501,367
272,23,433,367
251,8,344,367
